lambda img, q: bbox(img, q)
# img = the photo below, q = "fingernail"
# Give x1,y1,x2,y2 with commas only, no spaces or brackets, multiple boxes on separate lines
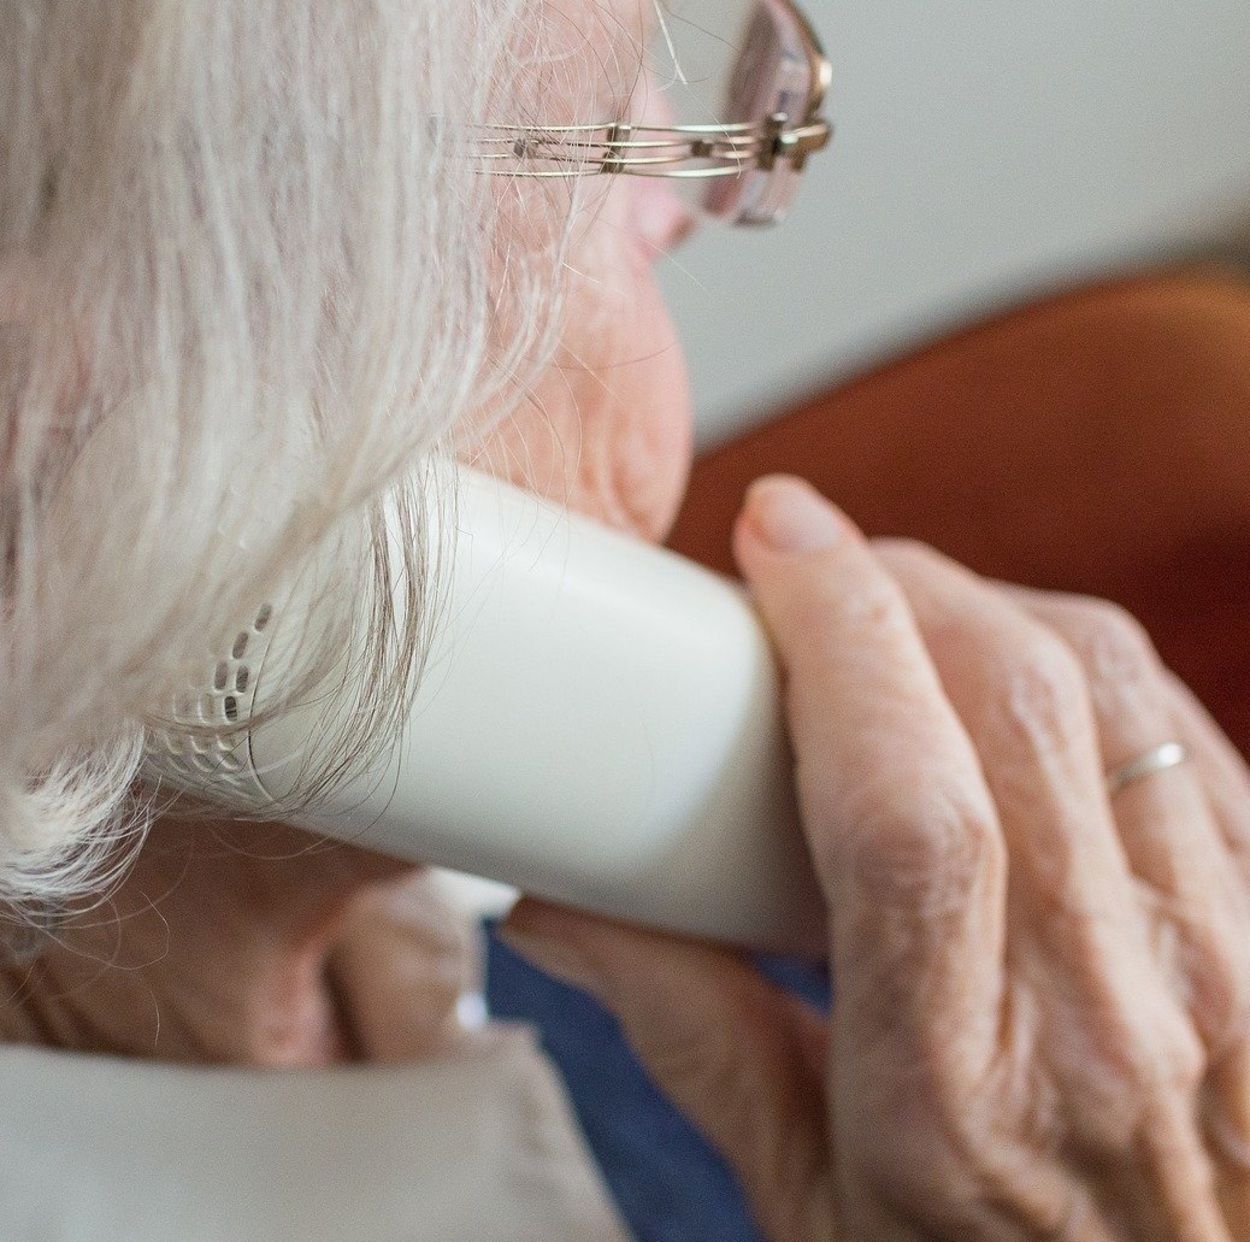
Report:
745,476,844,554
497,925,603,997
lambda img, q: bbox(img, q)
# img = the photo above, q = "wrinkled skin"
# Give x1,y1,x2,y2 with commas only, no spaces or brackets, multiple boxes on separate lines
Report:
507,479,1250,1240
7,5,1250,1239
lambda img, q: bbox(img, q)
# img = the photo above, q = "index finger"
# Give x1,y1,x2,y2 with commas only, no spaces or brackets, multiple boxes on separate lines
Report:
733,478,1006,1050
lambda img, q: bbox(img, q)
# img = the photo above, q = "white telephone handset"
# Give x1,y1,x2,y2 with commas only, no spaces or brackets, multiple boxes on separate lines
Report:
146,470,825,953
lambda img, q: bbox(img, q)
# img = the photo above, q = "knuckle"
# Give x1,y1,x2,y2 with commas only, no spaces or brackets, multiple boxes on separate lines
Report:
873,536,947,572
1078,1010,1206,1152
791,562,911,643
1180,907,1250,1051
1057,598,1161,711
1160,1020,1208,1095
1072,597,1156,663
988,632,1091,755
835,567,910,632
1125,1006,1206,1099
834,779,1003,913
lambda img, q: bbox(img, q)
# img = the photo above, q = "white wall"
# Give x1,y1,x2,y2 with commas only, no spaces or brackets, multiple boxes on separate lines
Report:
663,0,1250,449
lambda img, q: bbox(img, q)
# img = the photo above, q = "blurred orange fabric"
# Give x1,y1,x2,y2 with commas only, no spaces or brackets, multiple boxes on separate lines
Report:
671,269,1250,755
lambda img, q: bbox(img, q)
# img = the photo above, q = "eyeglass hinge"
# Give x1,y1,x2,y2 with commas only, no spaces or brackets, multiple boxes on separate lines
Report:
763,113,833,173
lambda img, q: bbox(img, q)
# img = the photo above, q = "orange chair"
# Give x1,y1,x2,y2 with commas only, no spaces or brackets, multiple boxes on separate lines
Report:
671,269,1250,755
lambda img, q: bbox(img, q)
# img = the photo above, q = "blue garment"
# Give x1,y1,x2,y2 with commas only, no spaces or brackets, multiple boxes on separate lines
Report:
484,923,831,1242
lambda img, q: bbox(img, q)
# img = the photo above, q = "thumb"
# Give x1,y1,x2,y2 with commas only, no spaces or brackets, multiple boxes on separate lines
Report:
730,475,865,679
500,900,837,1241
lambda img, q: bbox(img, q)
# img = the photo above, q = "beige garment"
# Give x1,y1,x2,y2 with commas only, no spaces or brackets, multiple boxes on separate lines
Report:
0,1027,629,1241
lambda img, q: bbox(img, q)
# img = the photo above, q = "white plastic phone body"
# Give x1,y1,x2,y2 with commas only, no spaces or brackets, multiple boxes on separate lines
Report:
147,471,825,953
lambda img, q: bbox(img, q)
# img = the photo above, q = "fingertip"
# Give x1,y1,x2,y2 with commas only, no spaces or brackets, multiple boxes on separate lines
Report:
734,476,857,574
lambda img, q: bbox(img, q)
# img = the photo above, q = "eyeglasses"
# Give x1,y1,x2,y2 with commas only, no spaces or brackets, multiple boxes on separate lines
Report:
471,0,832,228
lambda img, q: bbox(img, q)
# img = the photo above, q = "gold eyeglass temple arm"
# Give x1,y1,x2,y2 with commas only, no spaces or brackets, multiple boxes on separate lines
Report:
468,115,831,179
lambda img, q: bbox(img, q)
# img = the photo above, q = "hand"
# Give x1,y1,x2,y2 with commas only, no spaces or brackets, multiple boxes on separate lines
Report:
502,476,1250,1240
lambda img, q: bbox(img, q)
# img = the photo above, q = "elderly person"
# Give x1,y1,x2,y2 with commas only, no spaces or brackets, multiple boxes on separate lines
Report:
3,2,1250,1239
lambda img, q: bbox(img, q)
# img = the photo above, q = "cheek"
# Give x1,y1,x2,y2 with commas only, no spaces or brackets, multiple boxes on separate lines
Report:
479,206,695,544
574,249,694,542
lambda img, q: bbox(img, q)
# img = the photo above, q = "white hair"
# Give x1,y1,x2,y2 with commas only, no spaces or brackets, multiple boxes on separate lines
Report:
0,1,640,936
